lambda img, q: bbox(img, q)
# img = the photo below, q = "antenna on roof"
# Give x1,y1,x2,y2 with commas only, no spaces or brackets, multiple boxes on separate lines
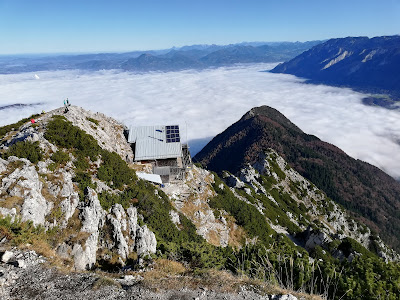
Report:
185,121,188,146
148,135,163,142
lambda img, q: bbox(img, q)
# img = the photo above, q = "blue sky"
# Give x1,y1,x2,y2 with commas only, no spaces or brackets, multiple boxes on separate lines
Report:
0,0,399,54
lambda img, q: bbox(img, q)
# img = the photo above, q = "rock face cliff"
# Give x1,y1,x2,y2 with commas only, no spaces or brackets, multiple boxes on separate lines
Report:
270,35,400,104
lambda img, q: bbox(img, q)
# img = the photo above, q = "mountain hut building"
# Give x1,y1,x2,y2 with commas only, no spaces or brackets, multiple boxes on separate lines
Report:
127,125,192,183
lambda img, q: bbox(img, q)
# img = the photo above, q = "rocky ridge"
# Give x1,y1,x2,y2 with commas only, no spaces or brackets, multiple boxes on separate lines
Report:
163,166,245,248
221,149,399,262
0,106,155,271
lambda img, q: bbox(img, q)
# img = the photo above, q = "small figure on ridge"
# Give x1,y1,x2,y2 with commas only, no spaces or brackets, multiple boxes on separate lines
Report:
64,99,69,113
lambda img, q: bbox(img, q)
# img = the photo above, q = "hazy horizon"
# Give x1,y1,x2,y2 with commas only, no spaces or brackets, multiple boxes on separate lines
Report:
0,39,323,56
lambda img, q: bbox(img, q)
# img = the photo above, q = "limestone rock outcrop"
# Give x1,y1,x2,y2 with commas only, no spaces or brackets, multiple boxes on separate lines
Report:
0,157,52,226
135,225,157,256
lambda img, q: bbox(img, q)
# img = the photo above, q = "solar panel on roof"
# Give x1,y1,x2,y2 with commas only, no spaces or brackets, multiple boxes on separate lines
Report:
166,125,180,143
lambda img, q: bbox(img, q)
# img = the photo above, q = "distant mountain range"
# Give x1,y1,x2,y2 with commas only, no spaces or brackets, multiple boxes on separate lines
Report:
0,41,322,74
271,36,400,107
194,105,400,252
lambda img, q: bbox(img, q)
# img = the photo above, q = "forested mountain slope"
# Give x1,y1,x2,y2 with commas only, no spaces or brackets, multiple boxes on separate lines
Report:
195,106,400,252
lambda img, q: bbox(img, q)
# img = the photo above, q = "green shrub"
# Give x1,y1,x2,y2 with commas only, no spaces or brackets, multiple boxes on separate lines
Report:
209,173,274,244
3,140,43,163
51,150,70,164
337,237,376,259
74,152,90,171
47,162,57,172
97,178,226,270
73,171,96,200
97,150,137,188
86,117,100,126
268,158,286,180
98,191,130,211
177,241,232,269
44,115,101,161
260,174,277,191
0,215,46,245
98,179,201,244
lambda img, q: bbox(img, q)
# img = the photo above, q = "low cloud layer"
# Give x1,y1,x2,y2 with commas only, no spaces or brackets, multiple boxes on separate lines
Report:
1,64,400,179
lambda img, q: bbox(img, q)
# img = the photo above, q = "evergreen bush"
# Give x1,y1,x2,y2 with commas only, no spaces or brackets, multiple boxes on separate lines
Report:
3,140,43,163
51,150,70,165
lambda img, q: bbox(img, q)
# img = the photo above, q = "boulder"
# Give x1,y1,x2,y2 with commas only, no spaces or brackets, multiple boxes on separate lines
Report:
1,251,14,263
169,210,181,225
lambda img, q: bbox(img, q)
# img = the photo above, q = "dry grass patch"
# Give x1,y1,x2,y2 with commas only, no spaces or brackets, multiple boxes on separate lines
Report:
17,235,75,272
204,172,215,185
142,259,186,281
7,160,25,171
40,182,59,203
26,238,57,258
47,255,75,272
227,220,246,248
181,189,213,219
69,231,91,247
154,258,186,275
0,225,13,240
180,198,201,220
142,268,322,300
92,276,122,290
0,196,24,209
206,230,222,246
42,172,62,187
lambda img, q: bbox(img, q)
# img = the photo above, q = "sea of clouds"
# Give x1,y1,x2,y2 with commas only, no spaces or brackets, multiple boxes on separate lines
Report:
1,63,400,179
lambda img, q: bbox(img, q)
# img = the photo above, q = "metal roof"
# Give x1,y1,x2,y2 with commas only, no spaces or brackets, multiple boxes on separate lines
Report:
128,125,182,161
